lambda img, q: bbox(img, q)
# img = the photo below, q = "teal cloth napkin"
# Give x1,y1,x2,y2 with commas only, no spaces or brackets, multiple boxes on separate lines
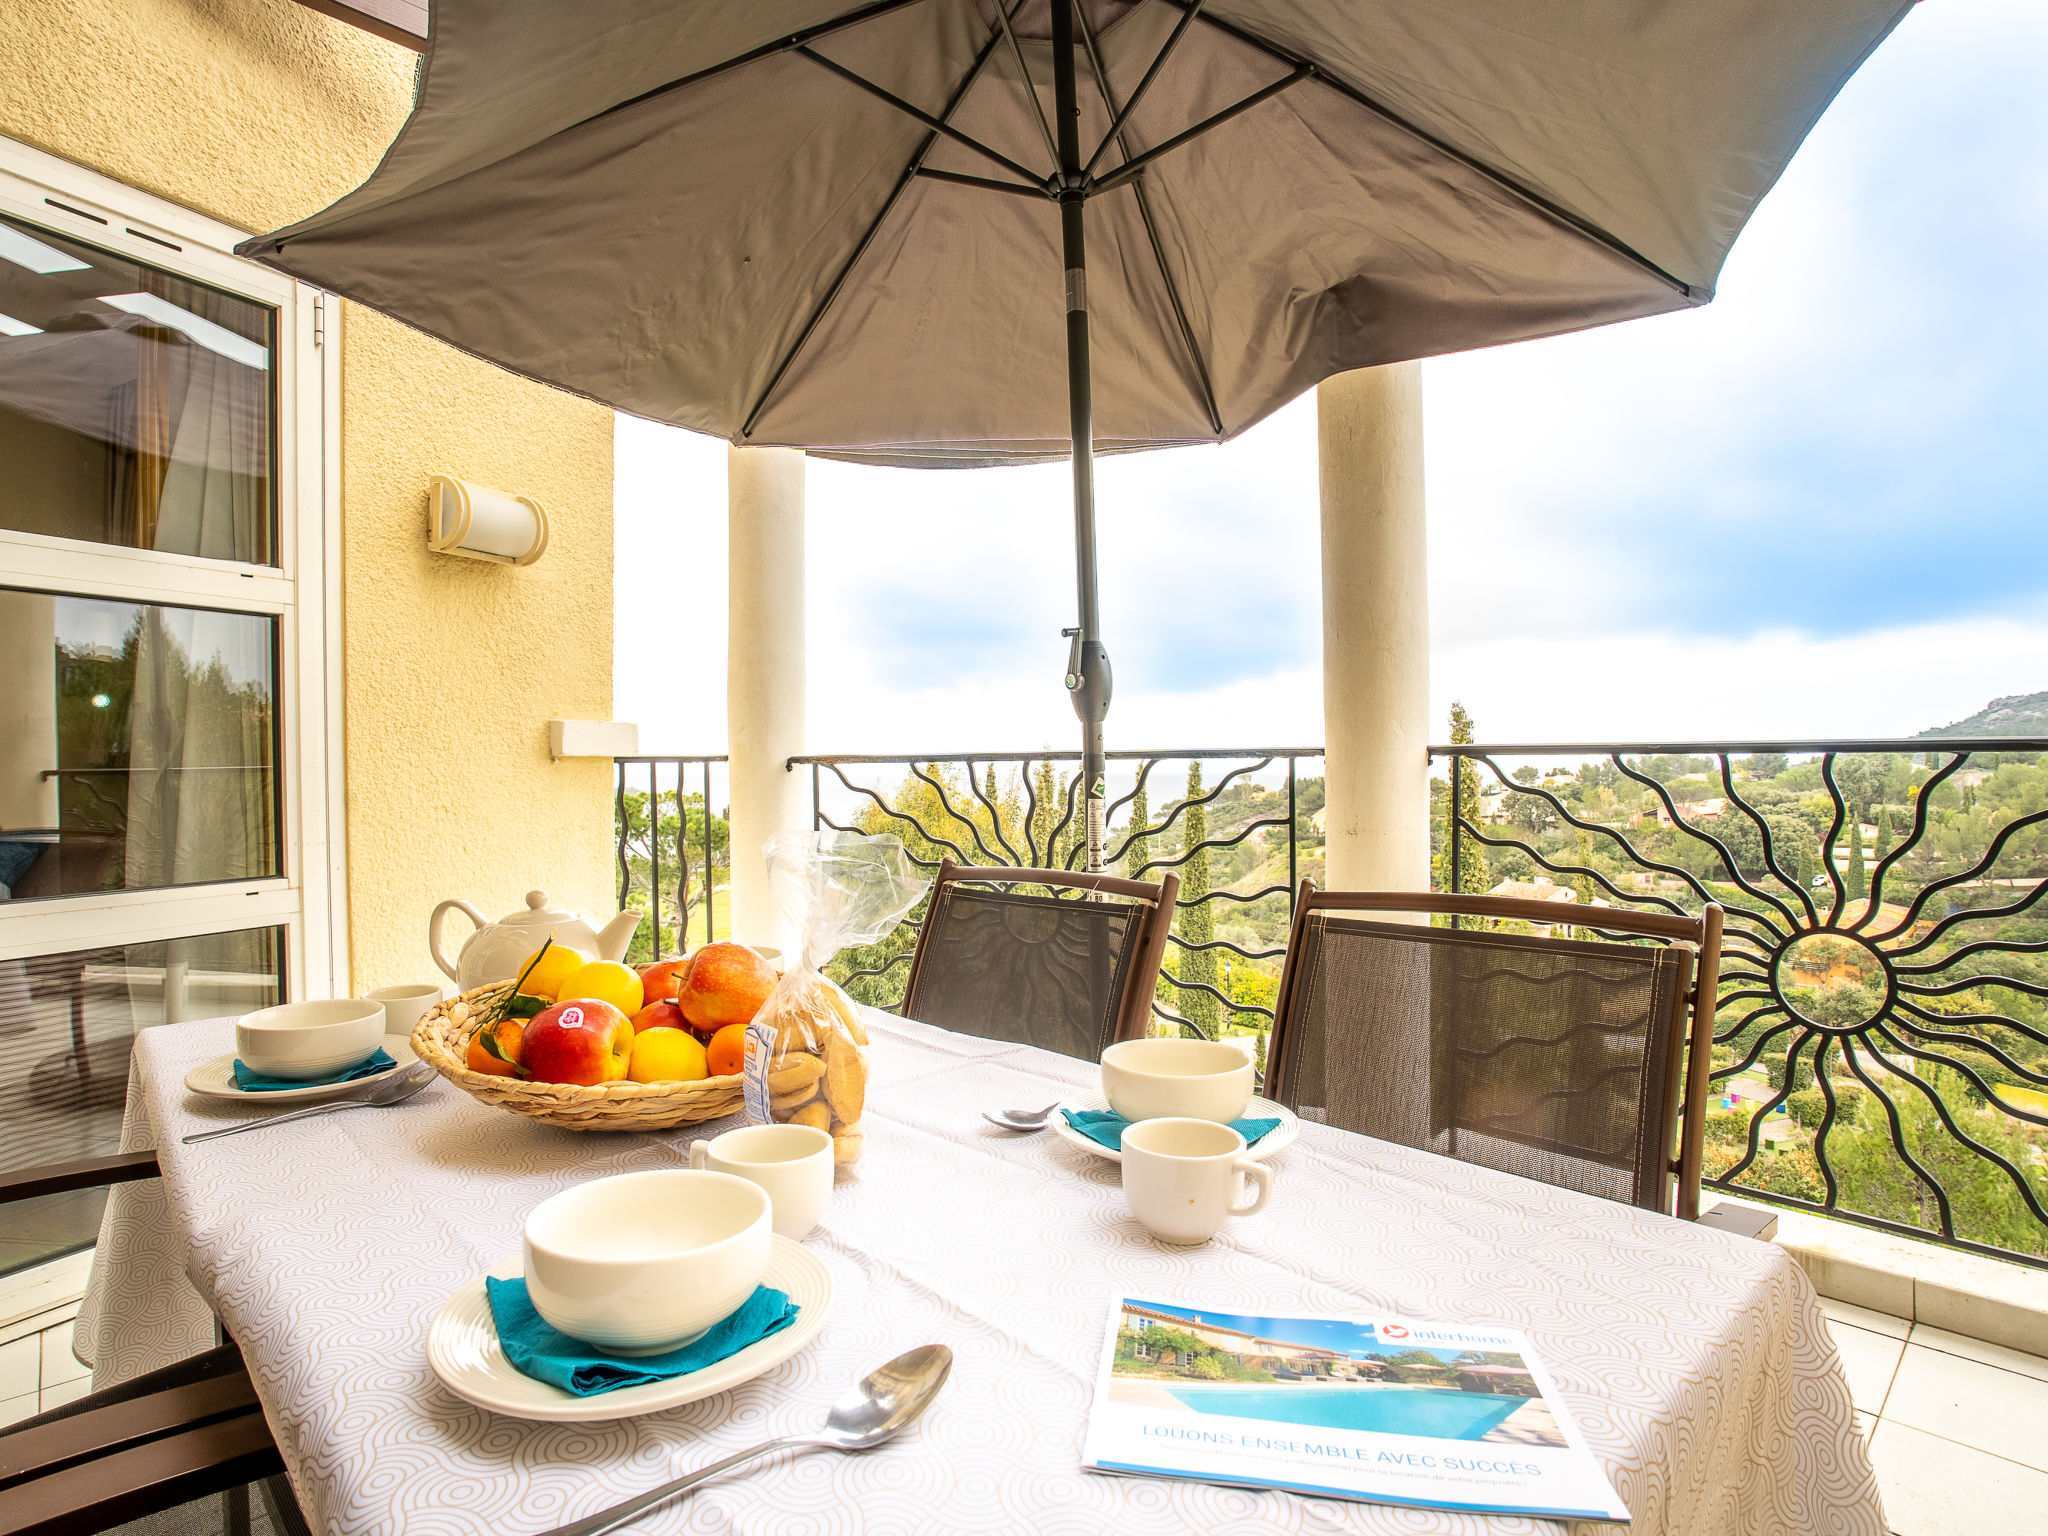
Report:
484,1278,800,1397
231,1048,396,1093
1063,1107,1280,1151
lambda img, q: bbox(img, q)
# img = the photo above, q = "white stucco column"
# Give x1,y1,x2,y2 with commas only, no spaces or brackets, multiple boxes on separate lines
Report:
726,445,807,956
1318,363,1430,894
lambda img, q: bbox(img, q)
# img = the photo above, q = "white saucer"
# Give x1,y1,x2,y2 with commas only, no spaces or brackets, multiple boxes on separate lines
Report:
1048,1091,1301,1164
183,1035,418,1103
426,1236,835,1422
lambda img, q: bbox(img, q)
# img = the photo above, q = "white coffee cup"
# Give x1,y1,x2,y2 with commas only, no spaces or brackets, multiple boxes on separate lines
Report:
1121,1117,1274,1245
690,1123,833,1239
1100,1037,1255,1124
235,998,386,1080
522,1170,771,1354
365,983,447,1036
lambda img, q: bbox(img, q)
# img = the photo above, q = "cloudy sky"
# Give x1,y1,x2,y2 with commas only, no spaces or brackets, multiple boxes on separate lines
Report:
615,0,2047,759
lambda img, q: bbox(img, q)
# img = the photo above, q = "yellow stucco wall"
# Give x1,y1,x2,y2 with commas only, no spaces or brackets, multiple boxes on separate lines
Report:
2,0,619,991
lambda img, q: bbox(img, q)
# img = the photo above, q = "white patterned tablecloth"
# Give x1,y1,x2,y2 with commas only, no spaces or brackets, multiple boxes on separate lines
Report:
77,1011,1882,1536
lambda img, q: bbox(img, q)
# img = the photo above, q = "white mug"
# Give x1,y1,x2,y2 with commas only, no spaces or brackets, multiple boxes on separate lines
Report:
1121,1117,1274,1245
365,983,448,1036
689,1123,833,1239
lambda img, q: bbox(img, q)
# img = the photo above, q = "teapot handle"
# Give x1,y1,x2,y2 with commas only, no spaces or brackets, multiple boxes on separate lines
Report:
429,900,489,984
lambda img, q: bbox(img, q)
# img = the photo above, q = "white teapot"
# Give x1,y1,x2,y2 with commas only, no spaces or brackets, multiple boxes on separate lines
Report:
429,889,643,992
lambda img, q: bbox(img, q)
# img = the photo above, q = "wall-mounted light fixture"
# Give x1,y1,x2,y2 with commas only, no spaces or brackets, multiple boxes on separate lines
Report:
426,475,550,566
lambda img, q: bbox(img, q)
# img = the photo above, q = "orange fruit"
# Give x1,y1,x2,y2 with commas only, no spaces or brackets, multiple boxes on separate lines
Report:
706,1022,746,1078
465,1018,525,1077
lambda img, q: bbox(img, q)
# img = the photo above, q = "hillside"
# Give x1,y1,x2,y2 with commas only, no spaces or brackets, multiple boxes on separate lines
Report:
1919,691,2048,739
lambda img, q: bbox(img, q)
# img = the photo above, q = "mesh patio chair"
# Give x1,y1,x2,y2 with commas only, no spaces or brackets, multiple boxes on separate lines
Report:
899,860,1180,1060
1265,886,1723,1218
0,1154,308,1536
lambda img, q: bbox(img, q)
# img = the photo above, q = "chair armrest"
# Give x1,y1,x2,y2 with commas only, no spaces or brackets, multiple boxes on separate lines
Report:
0,1153,160,1208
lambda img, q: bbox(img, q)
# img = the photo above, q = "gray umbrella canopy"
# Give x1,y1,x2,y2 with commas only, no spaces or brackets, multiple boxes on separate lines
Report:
243,0,1906,862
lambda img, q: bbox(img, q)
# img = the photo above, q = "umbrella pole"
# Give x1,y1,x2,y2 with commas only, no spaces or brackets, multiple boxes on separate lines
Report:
1053,0,1111,874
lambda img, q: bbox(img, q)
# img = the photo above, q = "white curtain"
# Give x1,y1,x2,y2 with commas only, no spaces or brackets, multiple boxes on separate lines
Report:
151,337,267,562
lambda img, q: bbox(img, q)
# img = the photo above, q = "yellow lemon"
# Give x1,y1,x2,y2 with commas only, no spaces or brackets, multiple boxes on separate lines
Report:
556,959,644,1017
627,1026,709,1084
516,943,593,1001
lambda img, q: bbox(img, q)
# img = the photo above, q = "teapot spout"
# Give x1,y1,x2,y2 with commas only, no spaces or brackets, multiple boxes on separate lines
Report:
595,909,644,963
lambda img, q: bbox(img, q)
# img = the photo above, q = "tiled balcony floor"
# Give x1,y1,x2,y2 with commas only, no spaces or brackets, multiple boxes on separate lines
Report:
1824,1299,2048,1535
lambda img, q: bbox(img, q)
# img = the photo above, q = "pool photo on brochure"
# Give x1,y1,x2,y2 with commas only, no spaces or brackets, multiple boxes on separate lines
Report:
1105,1301,1567,1447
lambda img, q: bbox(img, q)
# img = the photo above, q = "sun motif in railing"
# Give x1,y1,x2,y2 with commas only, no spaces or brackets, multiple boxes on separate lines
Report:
1455,749,2048,1265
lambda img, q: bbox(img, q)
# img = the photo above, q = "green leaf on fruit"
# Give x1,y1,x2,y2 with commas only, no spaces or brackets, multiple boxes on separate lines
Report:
474,1025,530,1078
504,993,551,1018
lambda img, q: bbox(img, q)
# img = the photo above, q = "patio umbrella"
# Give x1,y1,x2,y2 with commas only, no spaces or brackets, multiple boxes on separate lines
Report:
239,0,1909,868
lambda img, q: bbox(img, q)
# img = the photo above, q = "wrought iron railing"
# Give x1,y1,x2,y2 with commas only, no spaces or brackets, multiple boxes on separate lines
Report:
790,750,1324,1046
612,756,729,964
613,737,2048,1268
1436,738,2048,1269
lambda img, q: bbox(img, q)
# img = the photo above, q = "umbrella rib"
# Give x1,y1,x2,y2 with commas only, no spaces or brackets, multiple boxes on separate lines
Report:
1080,0,1206,181
796,46,1050,191
1072,0,1221,436
914,167,1050,197
742,12,1024,440
568,0,935,134
1161,0,1695,298
1088,66,1313,197
992,0,1061,175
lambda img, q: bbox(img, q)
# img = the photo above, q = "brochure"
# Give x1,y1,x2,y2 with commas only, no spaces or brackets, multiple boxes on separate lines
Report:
1081,1295,1629,1523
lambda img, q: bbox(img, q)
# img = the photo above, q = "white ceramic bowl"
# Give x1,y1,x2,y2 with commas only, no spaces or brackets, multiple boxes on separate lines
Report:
235,999,387,1081
1100,1037,1255,1124
523,1170,772,1355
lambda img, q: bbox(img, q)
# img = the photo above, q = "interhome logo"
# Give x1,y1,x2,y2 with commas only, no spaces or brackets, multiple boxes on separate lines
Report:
1376,1320,1517,1349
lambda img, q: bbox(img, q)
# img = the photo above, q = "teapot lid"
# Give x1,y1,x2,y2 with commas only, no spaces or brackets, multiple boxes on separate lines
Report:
505,889,579,927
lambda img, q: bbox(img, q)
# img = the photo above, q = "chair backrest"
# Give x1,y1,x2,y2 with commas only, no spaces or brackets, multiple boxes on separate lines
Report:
900,860,1180,1060
1266,887,1722,1218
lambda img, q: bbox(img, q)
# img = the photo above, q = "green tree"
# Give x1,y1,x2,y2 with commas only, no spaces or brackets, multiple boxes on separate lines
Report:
1431,703,1490,898
1124,785,1151,881
1876,805,1894,862
1191,1353,1226,1380
1171,762,1221,1038
1846,817,1868,902
1028,760,1068,868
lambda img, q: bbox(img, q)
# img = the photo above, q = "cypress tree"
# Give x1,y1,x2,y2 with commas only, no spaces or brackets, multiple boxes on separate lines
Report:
1175,763,1221,1038
1875,805,1893,862
1030,760,1059,865
1430,702,1490,897
1124,786,1152,881
1846,817,1867,903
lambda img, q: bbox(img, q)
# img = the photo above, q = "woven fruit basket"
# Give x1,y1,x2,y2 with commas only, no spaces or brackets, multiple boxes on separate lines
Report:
411,983,743,1132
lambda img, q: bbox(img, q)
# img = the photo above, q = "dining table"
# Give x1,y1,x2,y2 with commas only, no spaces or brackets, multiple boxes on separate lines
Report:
75,1007,1884,1535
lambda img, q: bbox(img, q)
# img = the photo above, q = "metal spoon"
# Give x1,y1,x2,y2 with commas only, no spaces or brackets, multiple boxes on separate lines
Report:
182,1061,438,1143
982,1101,1062,1132
538,1344,954,1536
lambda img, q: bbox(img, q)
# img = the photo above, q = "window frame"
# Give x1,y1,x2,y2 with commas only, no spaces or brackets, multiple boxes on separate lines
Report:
0,138,347,1002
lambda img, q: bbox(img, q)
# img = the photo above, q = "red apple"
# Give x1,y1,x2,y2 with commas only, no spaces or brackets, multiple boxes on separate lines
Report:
638,956,691,1003
520,998,633,1086
677,942,777,1031
629,999,689,1036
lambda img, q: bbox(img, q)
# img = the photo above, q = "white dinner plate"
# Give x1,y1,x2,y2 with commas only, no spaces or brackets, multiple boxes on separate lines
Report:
183,1034,418,1103
426,1237,835,1423
1047,1091,1301,1164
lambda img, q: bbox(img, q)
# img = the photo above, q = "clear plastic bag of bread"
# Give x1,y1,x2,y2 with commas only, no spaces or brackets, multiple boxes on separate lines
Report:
742,831,926,1166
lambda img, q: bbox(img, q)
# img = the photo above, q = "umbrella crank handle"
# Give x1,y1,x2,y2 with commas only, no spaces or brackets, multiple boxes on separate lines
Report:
1062,628,1112,724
